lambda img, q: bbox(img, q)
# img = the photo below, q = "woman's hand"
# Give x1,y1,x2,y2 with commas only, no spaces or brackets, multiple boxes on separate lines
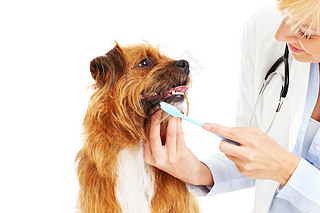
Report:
203,123,300,186
144,113,213,187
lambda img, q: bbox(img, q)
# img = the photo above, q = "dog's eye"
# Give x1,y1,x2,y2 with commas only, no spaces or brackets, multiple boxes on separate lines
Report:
138,58,151,67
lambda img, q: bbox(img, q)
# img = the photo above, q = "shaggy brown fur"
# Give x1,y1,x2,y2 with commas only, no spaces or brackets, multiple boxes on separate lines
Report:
76,42,199,213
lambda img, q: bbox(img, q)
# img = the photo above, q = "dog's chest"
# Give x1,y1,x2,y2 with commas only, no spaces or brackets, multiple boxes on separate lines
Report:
115,142,155,213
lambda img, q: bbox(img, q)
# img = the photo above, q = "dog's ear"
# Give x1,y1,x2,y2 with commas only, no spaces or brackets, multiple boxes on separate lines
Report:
90,44,126,88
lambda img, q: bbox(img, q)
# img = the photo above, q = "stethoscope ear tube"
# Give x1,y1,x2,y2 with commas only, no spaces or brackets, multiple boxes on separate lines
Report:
265,57,284,80
248,82,266,127
281,45,290,98
265,45,289,99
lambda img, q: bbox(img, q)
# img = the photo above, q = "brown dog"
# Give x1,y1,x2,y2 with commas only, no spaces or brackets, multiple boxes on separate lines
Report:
76,43,199,213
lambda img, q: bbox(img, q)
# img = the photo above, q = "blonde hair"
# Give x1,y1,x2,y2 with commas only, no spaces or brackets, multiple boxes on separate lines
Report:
277,0,320,36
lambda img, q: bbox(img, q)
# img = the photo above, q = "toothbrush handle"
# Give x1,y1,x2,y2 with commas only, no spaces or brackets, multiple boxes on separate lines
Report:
180,115,203,127
180,115,240,146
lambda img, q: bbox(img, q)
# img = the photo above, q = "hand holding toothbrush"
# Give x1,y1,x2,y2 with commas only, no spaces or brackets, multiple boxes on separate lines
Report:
158,102,300,186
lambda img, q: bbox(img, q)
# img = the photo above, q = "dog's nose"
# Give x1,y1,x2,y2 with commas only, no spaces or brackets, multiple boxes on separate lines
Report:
174,60,190,74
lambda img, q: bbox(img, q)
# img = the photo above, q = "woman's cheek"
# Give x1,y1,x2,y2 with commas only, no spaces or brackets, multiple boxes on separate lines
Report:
301,40,320,55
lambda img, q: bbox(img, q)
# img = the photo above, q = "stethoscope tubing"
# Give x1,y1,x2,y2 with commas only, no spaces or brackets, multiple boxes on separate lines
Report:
248,44,289,133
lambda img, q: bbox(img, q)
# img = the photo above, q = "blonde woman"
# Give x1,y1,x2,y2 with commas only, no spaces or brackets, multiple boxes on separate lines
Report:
144,0,320,212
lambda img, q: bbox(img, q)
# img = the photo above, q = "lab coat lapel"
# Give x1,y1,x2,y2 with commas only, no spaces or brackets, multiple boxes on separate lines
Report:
258,60,292,149
262,59,310,151
252,60,310,213
288,60,310,152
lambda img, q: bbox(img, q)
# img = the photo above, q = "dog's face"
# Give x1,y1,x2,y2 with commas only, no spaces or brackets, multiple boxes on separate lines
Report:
89,43,190,141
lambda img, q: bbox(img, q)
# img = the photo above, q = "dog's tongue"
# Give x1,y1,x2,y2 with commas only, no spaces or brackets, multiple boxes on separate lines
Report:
171,86,189,93
165,86,189,97
170,86,188,93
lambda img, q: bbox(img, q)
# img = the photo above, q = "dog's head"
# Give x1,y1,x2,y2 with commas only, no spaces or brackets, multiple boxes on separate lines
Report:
89,42,190,141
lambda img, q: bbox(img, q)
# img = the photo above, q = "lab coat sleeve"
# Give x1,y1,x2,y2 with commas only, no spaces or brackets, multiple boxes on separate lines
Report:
188,18,258,196
276,158,320,211
187,153,255,196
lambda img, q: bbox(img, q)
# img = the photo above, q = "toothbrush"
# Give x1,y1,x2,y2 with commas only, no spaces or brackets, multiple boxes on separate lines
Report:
160,102,240,146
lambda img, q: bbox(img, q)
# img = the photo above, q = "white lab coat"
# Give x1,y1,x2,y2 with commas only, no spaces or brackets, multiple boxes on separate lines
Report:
237,5,311,213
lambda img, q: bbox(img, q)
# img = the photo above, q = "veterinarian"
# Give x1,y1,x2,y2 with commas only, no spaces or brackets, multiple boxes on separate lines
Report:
144,0,320,212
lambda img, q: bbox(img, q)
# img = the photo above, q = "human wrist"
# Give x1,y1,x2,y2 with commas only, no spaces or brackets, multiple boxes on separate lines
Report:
278,152,300,186
194,162,214,187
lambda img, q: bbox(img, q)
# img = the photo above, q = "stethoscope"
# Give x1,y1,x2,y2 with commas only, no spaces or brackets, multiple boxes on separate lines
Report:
248,44,290,133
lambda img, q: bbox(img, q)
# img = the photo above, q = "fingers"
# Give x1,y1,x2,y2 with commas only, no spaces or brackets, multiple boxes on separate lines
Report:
203,123,261,146
225,153,245,172
219,139,255,165
145,111,187,169
219,139,248,156
224,153,240,164
176,118,187,152
143,139,152,163
166,117,178,156
219,140,241,156
148,111,163,155
145,111,181,166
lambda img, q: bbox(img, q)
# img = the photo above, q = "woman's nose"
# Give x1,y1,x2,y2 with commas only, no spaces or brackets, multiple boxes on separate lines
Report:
274,18,299,43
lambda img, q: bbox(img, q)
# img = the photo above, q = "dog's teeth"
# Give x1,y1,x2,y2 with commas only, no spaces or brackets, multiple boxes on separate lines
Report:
170,91,184,96
166,90,185,96
159,92,163,95
174,91,183,95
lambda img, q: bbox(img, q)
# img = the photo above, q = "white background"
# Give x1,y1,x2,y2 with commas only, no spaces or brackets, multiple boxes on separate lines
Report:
0,0,274,212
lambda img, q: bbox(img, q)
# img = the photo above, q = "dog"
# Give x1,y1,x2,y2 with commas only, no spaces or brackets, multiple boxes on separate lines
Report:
76,42,199,213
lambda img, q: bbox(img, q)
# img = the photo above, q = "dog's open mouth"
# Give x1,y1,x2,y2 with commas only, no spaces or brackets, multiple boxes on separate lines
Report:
140,85,188,118
139,86,188,100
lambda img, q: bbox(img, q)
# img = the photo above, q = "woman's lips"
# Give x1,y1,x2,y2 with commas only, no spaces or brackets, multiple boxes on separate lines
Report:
288,43,305,53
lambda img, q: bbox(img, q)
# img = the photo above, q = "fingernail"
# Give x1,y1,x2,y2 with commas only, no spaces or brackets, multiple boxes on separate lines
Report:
203,124,211,130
